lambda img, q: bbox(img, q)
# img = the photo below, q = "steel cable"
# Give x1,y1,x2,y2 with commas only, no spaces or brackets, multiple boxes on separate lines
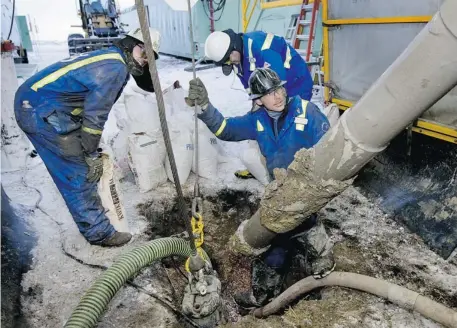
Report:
135,0,196,254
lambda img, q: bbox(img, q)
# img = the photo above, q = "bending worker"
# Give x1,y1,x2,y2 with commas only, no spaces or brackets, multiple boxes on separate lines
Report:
185,68,334,306
204,29,314,101
14,28,160,247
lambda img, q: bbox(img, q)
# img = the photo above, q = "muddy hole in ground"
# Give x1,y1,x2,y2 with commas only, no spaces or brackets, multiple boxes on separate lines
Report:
138,189,260,320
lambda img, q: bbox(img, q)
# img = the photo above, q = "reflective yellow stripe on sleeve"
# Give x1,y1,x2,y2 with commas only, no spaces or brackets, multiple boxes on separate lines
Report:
215,119,227,137
71,108,83,116
248,38,256,72
300,100,309,117
82,126,103,135
295,100,309,131
261,33,274,51
284,45,292,69
31,53,125,92
256,120,264,132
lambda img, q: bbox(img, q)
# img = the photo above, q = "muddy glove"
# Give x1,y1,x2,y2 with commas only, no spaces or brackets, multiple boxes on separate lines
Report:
185,77,209,109
85,153,103,183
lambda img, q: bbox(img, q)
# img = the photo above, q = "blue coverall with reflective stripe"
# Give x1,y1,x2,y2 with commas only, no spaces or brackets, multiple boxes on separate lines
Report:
14,47,129,243
235,31,314,101
198,96,329,175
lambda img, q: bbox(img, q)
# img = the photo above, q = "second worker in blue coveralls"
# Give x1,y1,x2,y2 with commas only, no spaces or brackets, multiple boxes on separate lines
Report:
185,69,335,307
14,28,160,247
204,29,314,101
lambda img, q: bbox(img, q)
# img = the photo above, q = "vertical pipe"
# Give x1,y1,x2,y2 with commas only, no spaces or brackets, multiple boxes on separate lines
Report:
209,0,215,33
322,0,330,102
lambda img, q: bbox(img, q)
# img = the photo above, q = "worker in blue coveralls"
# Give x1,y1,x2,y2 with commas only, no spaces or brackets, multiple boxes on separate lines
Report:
204,29,314,102
185,68,335,307
14,28,161,247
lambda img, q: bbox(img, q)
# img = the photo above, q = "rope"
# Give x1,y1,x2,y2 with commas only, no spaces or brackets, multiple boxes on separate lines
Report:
135,0,196,255
186,0,201,204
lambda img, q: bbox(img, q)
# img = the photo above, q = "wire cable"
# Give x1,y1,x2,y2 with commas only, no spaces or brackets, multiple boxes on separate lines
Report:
135,0,197,255
7,0,16,40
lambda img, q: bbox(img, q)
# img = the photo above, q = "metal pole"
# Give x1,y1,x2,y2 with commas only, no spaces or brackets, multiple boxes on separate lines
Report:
186,0,202,208
135,0,197,254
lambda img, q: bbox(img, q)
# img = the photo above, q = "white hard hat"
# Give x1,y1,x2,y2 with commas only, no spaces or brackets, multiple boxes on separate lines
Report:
127,27,161,54
205,31,231,63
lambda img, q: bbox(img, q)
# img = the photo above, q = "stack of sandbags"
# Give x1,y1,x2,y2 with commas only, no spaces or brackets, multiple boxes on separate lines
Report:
121,80,168,192
111,80,224,192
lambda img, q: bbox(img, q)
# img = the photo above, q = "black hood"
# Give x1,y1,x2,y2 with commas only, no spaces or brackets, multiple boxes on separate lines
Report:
132,64,155,93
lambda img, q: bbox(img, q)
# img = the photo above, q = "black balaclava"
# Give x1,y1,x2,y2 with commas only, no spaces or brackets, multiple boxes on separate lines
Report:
113,36,156,92
220,29,244,76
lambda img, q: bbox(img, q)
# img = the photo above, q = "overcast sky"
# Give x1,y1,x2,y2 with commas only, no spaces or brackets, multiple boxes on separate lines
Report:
16,0,135,40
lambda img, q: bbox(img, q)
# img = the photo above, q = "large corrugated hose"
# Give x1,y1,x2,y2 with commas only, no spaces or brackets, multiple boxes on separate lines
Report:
64,238,209,328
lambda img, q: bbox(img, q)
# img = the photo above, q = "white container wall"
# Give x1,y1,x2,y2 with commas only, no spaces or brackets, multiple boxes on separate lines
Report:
120,1,202,59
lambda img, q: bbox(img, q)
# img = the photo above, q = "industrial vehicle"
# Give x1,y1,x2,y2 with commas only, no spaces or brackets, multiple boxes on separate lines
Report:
68,0,125,55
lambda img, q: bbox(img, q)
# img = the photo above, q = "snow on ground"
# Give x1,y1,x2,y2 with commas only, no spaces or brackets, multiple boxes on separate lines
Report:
2,42,456,328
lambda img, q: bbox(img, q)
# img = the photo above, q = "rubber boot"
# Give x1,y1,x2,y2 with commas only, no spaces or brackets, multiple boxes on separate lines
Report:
99,232,132,247
298,220,335,279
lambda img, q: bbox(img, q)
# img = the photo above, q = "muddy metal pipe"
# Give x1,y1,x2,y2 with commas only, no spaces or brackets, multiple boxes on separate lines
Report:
234,0,457,252
253,272,457,328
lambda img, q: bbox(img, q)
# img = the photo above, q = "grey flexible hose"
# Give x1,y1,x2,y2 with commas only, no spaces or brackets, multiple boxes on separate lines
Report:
253,271,457,328
64,237,209,328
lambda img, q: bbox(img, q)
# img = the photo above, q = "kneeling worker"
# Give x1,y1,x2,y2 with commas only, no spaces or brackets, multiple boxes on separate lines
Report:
204,29,314,101
14,28,161,247
186,68,335,305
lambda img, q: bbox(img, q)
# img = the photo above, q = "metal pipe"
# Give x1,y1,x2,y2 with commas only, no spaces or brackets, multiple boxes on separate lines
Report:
208,0,215,33
234,0,457,254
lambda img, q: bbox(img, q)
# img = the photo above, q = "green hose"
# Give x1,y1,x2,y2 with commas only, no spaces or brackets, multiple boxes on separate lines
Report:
64,237,208,328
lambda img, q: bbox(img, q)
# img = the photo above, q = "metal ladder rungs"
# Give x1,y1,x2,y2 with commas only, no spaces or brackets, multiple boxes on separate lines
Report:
302,4,314,11
296,34,310,41
299,20,311,25
296,49,309,56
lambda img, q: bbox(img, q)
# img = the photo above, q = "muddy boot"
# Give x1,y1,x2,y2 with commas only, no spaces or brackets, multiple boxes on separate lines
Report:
99,232,132,247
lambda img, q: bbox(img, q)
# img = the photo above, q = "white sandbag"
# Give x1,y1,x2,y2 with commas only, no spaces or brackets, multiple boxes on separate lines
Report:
128,134,167,193
165,129,193,185
98,154,129,232
241,141,271,186
124,93,161,134
110,130,130,178
191,123,218,179
323,103,340,127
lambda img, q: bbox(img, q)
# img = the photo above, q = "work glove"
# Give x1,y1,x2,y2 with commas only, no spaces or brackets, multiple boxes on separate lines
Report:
185,77,209,109
85,153,104,183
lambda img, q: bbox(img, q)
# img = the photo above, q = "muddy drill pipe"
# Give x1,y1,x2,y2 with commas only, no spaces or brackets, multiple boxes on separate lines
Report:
232,0,457,254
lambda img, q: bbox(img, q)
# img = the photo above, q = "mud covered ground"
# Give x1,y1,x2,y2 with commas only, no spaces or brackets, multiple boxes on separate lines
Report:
137,185,457,328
